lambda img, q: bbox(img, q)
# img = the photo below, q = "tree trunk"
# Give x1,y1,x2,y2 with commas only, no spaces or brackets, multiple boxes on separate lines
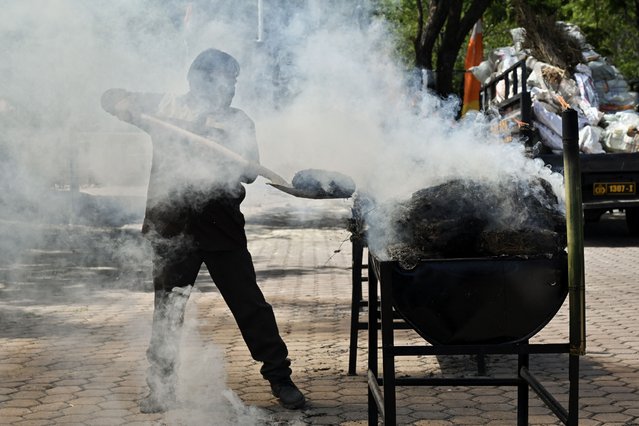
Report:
434,0,463,96
414,0,448,70
435,0,491,97
414,0,492,98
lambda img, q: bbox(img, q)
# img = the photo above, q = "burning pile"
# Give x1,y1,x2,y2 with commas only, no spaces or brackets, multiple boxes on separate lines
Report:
360,177,566,269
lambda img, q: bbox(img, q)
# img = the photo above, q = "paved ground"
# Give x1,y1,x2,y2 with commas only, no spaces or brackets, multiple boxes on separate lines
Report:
1,192,639,425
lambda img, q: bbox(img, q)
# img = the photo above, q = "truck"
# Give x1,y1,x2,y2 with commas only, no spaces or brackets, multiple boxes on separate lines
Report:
480,59,639,236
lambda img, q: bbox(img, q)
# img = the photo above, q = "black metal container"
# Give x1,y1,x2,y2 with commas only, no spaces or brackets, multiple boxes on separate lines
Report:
377,252,568,345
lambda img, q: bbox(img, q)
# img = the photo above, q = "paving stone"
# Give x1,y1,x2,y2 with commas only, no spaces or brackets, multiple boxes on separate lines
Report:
451,416,491,425
0,388,16,396
623,405,639,415
44,386,81,395
74,389,111,398
0,407,32,417
0,398,39,409
16,384,48,392
10,391,46,400
12,420,51,426
591,412,634,423
583,404,625,414
87,418,127,425
62,404,101,415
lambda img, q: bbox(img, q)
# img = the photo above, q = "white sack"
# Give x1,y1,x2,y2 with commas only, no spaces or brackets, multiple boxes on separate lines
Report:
602,111,639,152
470,59,495,85
579,125,605,153
574,72,600,108
533,100,563,136
535,120,563,151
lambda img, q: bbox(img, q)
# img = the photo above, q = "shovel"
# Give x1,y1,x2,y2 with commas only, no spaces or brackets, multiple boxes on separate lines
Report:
140,114,354,199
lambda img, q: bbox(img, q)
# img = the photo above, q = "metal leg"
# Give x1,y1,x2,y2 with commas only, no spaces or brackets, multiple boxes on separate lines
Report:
476,354,487,376
517,344,529,426
380,263,396,426
568,353,580,426
368,253,379,425
349,239,364,375
367,383,377,426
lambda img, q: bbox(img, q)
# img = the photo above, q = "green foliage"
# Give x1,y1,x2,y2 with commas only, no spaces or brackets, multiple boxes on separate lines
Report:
375,0,639,87
372,0,420,68
482,4,514,50
558,0,639,79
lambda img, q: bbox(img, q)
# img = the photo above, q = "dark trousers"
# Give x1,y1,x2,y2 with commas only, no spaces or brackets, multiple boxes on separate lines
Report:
147,244,291,394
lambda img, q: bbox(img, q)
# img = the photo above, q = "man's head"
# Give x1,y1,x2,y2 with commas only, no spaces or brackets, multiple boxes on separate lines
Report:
187,49,240,109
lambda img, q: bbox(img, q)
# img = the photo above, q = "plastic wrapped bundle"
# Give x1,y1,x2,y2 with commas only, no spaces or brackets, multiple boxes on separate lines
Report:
291,169,356,199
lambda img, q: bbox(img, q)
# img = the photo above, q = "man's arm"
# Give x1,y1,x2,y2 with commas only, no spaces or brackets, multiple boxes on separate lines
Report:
101,89,163,128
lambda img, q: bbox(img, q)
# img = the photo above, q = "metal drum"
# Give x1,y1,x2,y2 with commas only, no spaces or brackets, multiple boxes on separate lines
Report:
381,252,568,345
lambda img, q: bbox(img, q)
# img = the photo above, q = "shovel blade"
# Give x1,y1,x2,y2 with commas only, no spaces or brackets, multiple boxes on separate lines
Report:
268,183,352,199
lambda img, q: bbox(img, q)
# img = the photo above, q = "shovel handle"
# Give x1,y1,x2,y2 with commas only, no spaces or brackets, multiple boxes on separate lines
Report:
140,113,290,187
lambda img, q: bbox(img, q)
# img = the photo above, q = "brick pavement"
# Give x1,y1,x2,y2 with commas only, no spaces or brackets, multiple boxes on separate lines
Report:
1,201,638,425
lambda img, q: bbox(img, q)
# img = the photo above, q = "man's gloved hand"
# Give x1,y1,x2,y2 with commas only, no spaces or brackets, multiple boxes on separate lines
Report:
240,169,259,184
101,88,140,123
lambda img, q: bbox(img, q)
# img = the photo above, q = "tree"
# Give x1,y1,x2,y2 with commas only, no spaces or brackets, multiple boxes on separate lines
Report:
377,0,639,98
413,0,491,97
373,0,492,97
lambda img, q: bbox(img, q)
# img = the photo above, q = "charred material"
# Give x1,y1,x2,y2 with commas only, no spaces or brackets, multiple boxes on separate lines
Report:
371,178,566,268
291,168,356,199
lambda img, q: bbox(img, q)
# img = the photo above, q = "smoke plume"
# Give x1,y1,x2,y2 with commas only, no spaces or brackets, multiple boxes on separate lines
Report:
1,0,564,421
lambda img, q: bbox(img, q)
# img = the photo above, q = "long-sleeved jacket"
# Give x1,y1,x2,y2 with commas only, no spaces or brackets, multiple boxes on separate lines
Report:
101,89,259,250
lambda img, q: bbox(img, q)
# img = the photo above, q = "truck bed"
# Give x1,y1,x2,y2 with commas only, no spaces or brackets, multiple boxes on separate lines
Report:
539,152,639,173
481,59,639,234
539,153,639,210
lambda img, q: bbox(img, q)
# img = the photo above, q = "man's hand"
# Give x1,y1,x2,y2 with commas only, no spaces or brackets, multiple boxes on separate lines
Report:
101,88,139,123
241,170,259,184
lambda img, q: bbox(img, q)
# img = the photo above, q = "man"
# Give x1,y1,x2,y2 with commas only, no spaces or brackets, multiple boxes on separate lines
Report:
101,48,305,413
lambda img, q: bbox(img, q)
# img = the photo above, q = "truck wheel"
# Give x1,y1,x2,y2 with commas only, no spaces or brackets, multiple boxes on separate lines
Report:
626,208,639,236
584,209,605,223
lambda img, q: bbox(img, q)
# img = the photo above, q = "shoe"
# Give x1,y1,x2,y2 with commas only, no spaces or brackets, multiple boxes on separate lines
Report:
139,392,176,414
269,378,306,409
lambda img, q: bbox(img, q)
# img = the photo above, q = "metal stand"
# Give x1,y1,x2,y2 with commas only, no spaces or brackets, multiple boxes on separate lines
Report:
367,109,585,425
367,257,580,425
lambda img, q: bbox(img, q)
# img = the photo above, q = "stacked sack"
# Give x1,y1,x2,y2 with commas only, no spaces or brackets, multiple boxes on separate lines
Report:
473,22,639,154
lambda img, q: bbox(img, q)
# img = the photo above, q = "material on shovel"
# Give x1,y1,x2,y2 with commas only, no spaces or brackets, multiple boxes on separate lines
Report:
140,114,354,199
288,169,356,199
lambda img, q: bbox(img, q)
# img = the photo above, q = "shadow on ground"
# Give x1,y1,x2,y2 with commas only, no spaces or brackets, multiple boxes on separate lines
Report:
584,212,639,247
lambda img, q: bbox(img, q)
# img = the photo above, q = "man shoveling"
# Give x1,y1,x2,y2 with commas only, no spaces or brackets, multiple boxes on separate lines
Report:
101,48,305,413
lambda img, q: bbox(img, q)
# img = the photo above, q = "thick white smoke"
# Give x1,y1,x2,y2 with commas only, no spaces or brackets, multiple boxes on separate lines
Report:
1,0,564,420
248,4,564,254
250,6,564,198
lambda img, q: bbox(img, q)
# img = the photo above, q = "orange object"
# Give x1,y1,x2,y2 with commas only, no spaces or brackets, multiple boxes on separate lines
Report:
461,20,484,116
557,95,571,111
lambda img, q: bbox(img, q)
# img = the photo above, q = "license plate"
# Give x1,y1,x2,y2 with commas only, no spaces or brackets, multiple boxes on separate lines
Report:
593,182,636,196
